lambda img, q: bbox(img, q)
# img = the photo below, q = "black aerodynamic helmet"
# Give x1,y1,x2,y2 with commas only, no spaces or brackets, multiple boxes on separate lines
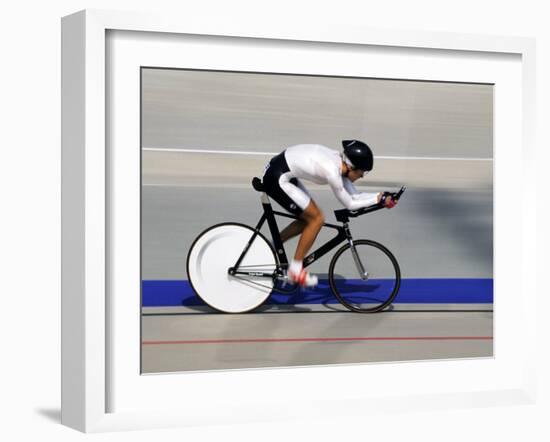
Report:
342,139,374,171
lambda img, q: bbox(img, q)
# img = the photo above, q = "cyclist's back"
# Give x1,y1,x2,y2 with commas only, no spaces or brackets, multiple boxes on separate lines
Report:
284,144,341,185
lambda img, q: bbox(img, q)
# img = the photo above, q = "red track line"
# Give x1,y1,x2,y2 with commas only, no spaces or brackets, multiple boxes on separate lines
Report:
142,336,493,345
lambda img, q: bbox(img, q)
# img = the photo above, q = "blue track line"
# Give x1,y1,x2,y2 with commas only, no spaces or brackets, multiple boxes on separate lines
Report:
142,279,493,307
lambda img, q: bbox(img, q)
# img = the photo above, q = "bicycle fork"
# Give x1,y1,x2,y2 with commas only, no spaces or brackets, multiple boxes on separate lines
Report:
344,223,369,281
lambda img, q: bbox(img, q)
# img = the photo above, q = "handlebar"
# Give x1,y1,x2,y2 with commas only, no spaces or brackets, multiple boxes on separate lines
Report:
334,185,406,223
392,185,407,201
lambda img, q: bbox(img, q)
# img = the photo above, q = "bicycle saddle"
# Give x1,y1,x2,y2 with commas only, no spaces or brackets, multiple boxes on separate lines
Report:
252,177,265,192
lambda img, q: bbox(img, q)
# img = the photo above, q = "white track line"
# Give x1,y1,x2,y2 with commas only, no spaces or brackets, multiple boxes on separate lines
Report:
142,147,492,161
377,155,492,161
143,147,276,156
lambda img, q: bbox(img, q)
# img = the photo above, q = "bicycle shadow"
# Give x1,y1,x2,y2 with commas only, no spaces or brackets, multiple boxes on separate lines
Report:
260,273,391,312
328,279,391,304
177,272,391,313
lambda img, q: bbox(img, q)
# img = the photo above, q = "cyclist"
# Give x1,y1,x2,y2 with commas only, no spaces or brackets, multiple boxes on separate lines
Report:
262,140,397,287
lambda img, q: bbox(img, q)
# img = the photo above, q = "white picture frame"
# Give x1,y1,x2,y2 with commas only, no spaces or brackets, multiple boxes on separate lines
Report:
61,9,538,433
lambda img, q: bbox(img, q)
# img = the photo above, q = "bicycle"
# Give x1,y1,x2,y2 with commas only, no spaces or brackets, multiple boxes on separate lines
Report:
186,177,406,313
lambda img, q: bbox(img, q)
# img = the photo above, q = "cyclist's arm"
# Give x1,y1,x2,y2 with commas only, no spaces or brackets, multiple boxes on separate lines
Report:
329,175,379,210
342,177,359,195
343,177,381,202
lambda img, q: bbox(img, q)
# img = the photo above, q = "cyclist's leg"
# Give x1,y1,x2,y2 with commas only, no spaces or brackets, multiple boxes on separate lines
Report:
280,219,306,243
284,199,323,286
279,179,309,242
262,156,320,285
277,177,323,286
293,199,324,262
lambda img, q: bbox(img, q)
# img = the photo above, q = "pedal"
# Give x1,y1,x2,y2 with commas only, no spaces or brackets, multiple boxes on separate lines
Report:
274,271,289,288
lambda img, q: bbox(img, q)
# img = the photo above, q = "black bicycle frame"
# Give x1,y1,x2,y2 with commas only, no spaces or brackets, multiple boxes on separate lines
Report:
228,182,405,280
229,199,352,279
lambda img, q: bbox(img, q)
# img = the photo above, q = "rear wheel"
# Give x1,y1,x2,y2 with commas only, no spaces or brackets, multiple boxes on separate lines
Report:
186,223,278,313
328,239,400,313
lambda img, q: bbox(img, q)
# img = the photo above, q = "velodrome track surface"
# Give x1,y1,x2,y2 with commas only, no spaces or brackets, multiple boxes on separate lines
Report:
140,69,493,373
142,309,493,373
141,153,493,374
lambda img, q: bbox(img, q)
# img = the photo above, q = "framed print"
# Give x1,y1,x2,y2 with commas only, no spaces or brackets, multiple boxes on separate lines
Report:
61,9,538,433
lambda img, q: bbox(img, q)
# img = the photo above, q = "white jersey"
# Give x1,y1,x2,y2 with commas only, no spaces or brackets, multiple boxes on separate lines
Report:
284,144,379,210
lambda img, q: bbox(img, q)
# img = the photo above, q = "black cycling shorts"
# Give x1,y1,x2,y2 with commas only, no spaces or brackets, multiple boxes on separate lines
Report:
262,151,310,216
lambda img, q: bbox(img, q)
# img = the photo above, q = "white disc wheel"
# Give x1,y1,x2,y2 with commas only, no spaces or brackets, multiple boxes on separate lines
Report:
187,223,278,313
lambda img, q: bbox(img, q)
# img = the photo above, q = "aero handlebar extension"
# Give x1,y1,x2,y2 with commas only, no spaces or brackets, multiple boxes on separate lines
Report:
334,185,406,223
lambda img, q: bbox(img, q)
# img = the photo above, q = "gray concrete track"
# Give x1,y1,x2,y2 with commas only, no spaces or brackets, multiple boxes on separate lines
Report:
140,68,493,373
141,311,493,373
141,155,492,280
142,68,492,158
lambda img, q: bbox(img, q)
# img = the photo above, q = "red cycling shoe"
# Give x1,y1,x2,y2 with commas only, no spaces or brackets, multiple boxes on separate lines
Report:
288,268,318,287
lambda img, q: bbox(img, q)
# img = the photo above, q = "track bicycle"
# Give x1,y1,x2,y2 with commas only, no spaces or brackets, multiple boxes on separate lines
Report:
186,177,406,313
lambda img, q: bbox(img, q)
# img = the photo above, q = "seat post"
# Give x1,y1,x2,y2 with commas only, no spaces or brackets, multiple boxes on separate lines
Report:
251,176,289,266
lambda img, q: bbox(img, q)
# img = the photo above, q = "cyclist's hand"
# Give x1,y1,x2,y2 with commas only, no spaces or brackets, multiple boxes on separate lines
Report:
381,192,397,209
385,197,397,208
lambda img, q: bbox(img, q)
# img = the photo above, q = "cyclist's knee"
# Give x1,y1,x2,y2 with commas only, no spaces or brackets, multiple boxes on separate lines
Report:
314,211,325,226
302,201,324,226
